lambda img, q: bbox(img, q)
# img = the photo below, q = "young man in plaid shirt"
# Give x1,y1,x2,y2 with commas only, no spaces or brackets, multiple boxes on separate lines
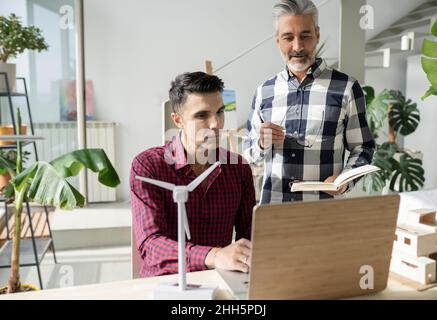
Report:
245,0,375,204
130,72,256,278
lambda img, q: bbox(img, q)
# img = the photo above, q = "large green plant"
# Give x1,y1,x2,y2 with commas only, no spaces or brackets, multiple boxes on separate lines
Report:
362,87,424,193
0,13,48,63
422,20,437,100
2,109,120,294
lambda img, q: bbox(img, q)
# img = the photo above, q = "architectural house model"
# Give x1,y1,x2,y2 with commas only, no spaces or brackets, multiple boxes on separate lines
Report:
390,209,437,285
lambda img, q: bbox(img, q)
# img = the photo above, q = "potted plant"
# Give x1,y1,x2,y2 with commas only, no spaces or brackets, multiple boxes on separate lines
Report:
362,87,425,193
0,13,48,92
0,109,120,294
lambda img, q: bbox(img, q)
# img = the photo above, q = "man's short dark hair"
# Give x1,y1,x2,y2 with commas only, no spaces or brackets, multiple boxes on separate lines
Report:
169,72,224,113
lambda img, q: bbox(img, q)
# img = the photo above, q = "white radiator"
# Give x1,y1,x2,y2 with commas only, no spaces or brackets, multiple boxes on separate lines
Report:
33,121,118,203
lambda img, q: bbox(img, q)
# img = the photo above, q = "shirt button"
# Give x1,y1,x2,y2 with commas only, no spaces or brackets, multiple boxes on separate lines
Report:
291,176,295,180
292,153,296,158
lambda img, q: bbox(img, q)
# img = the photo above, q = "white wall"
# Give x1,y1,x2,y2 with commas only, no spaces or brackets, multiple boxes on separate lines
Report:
365,0,428,41
364,39,422,94
84,0,341,201
364,0,429,92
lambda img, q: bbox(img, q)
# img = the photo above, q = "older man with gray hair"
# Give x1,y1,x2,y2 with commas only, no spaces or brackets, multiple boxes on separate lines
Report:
244,0,375,204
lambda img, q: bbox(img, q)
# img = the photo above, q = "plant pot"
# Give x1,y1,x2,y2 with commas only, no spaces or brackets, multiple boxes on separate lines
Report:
0,283,39,294
0,63,17,93
0,124,27,145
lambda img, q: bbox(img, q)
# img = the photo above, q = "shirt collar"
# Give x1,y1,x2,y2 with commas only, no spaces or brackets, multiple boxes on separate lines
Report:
165,132,225,172
283,58,326,81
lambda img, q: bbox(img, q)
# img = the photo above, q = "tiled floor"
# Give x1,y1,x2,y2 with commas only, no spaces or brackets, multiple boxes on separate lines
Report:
0,246,131,290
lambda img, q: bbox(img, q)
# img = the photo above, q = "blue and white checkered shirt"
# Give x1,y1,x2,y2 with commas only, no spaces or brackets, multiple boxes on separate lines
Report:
244,59,375,204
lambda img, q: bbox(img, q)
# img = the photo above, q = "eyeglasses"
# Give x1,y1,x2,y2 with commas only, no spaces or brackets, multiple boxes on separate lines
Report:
280,107,325,148
255,107,326,148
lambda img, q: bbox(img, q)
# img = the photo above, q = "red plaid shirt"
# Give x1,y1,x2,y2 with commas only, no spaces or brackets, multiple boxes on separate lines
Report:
130,134,255,278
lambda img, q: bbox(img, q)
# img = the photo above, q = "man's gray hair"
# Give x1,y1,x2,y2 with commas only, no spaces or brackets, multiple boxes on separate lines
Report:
273,0,319,30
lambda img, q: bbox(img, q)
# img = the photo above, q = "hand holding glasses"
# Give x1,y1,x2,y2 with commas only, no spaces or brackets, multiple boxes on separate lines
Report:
258,107,326,149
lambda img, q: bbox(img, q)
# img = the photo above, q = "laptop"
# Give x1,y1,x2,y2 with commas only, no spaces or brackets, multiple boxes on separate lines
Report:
218,194,400,300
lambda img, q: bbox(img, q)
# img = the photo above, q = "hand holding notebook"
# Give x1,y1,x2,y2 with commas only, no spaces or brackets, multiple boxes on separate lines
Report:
290,165,380,192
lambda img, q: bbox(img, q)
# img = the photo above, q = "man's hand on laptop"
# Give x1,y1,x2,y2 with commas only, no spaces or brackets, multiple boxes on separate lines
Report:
205,238,252,273
323,175,348,196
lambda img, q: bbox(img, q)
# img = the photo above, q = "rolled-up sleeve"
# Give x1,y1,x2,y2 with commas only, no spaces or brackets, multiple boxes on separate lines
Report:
243,88,271,165
343,80,376,190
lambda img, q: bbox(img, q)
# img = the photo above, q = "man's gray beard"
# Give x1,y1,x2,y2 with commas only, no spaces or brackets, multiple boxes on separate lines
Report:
286,55,316,73
288,61,311,73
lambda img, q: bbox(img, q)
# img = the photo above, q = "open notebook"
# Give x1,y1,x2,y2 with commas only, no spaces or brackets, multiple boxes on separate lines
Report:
290,164,380,192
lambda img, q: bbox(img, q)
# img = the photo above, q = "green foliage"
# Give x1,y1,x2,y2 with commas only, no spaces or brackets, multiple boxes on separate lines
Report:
0,150,30,175
363,142,396,193
363,88,420,141
421,20,437,100
11,161,85,209
4,107,120,293
10,149,120,210
390,153,425,192
362,87,424,193
389,92,420,136
362,87,393,139
0,13,48,63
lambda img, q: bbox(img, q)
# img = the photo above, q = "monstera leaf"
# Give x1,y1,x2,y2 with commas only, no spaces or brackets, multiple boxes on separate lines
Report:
11,149,120,210
363,87,396,139
421,20,437,100
389,93,420,136
389,153,425,192
363,142,397,192
363,170,387,193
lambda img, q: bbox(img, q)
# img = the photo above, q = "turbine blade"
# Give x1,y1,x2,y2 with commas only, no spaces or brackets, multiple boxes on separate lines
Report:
187,161,220,192
135,176,175,191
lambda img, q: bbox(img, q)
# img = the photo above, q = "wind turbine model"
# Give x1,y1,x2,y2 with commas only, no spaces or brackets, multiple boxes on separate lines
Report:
135,161,221,299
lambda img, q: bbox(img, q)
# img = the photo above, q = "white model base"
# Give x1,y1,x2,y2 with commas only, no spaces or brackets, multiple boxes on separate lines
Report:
153,283,218,300
390,251,436,285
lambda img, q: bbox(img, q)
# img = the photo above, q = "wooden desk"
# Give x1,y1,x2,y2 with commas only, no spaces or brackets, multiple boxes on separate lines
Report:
1,270,436,300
